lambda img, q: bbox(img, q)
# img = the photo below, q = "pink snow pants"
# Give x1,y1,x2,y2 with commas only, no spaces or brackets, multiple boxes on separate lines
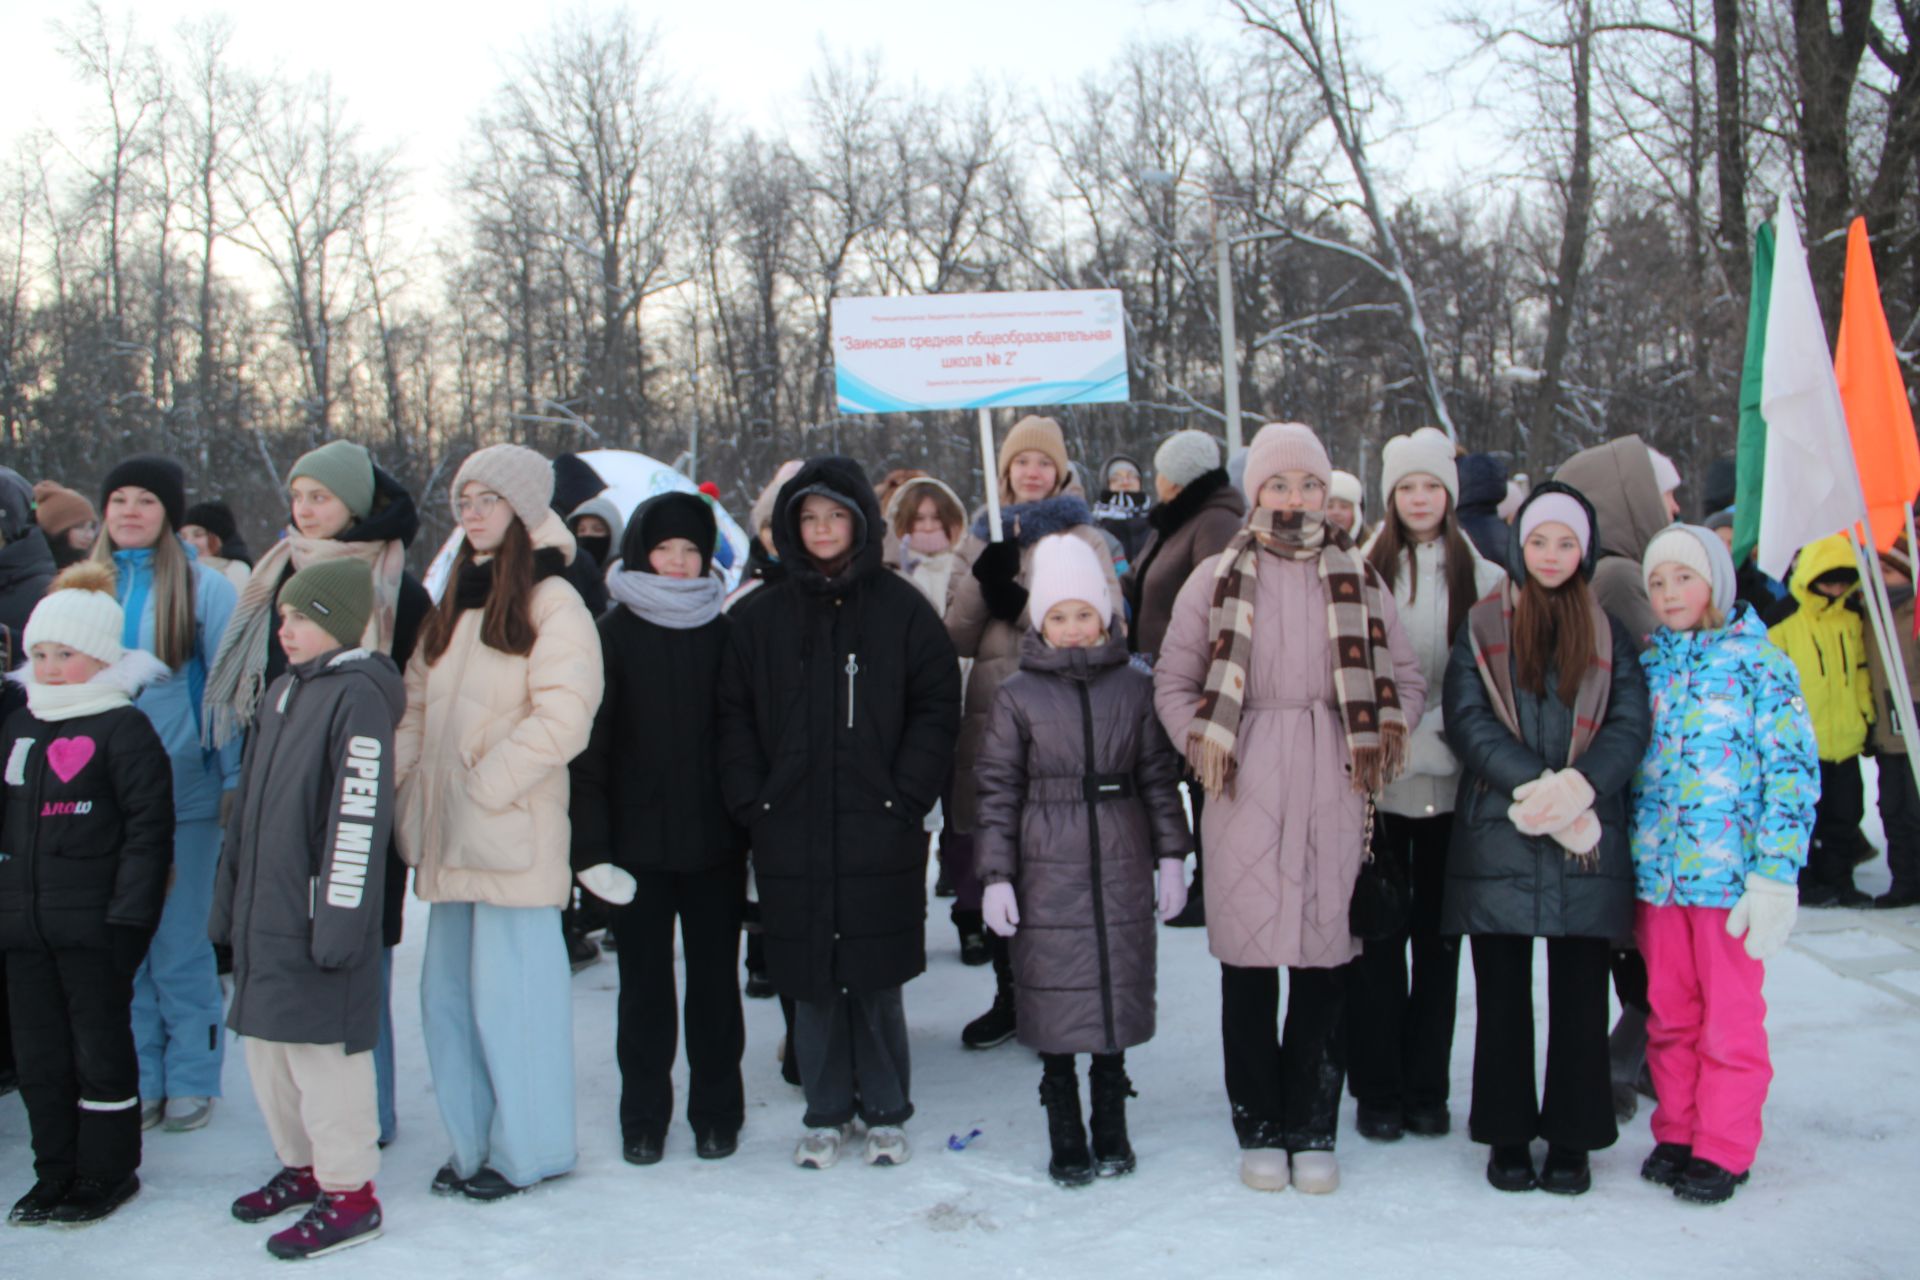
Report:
1635,902,1772,1174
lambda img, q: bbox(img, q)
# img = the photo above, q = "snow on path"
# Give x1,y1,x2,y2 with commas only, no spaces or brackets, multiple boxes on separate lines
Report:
6,832,1917,1278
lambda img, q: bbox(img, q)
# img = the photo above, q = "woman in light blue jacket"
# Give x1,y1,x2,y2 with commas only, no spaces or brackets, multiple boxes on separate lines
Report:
92,456,241,1133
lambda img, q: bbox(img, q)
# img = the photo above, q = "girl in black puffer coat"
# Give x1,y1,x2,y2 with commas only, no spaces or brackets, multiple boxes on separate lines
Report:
716,456,961,1172
1,564,174,1226
973,534,1190,1188
571,493,748,1166
1441,482,1650,1196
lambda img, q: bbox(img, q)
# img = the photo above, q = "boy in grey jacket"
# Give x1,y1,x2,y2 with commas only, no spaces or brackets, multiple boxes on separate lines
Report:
209,559,403,1260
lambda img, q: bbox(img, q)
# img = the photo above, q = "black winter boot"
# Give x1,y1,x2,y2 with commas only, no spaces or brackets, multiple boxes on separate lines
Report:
1674,1157,1749,1204
1640,1142,1692,1187
961,934,1017,1049
954,908,989,967
1039,1072,1094,1188
1087,1059,1137,1177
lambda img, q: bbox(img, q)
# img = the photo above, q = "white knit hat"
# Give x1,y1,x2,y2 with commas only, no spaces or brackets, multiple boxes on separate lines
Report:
24,562,125,665
1028,534,1113,628
1647,447,1682,495
1330,470,1363,507
451,444,554,530
1379,427,1459,507
1153,429,1221,489
1643,524,1734,614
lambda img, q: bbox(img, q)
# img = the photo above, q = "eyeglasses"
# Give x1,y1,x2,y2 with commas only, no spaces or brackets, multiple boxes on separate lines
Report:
457,492,505,517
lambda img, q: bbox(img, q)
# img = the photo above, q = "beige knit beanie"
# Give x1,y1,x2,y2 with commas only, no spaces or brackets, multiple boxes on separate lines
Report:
450,444,554,529
997,416,1071,503
1243,422,1332,498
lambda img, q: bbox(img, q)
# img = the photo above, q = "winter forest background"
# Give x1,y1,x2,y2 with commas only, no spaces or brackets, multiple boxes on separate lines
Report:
1,0,1916,562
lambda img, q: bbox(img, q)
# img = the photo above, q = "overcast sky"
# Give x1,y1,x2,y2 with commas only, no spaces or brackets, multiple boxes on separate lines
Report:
0,0,1499,244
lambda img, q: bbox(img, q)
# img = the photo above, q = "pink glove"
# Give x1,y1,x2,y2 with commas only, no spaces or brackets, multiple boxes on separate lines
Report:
1157,858,1189,922
982,881,1020,937
1509,768,1596,836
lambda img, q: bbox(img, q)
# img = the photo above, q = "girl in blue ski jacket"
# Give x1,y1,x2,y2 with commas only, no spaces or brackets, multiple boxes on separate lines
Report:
1630,524,1818,1207
93,455,241,1132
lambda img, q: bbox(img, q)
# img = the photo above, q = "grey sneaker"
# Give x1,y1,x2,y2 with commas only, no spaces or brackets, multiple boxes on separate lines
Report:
793,1124,854,1170
863,1125,910,1167
162,1096,213,1132
139,1100,163,1132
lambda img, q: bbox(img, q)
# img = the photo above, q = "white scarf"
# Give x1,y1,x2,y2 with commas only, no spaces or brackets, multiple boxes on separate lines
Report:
11,651,172,722
605,562,726,629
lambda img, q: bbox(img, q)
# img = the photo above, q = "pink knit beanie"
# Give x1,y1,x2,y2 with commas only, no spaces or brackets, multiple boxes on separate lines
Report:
1519,492,1591,555
1027,534,1113,627
1243,422,1332,498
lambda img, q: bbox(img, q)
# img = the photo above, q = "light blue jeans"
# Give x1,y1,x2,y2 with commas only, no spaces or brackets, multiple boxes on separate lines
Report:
421,902,575,1186
133,820,226,1100
375,946,396,1144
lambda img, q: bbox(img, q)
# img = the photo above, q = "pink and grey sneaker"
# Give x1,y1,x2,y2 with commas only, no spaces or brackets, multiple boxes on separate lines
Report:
232,1166,320,1223
265,1184,382,1260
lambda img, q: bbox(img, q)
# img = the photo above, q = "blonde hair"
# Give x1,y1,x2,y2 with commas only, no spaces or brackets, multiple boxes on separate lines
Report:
91,515,197,670
1689,603,1726,633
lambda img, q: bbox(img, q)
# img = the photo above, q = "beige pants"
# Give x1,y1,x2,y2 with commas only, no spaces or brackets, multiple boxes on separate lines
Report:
243,1038,380,1192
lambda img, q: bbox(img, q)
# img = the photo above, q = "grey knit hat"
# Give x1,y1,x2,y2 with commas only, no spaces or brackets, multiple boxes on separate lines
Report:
289,440,377,520
451,444,554,530
1153,430,1221,489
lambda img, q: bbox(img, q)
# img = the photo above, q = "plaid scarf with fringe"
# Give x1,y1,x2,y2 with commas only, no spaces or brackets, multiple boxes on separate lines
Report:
1187,507,1408,798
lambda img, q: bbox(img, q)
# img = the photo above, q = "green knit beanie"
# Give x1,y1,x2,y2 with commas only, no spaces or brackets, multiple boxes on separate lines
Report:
289,440,377,520
278,558,374,650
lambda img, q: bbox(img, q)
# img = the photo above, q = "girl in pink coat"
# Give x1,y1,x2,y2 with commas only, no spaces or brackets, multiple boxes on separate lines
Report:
1154,422,1425,1196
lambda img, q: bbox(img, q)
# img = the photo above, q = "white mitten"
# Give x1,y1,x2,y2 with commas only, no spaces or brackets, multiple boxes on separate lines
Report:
982,881,1020,937
577,863,638,906
1510,768,1596,835
1725,873,1798,961
1405,714,1460,778
1156,858,1189,922
1550,809,1601,855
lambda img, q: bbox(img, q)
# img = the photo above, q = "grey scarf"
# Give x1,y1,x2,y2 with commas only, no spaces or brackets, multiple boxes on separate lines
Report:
606,562,725,629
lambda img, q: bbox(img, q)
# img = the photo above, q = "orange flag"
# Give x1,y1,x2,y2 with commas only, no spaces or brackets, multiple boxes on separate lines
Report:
1836,216,1920,551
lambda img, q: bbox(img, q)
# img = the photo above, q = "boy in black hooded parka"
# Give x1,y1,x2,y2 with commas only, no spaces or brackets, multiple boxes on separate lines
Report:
716,457,960,1171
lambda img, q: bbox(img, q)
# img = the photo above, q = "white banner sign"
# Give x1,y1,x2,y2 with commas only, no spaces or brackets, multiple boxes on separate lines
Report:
832,290,1128,414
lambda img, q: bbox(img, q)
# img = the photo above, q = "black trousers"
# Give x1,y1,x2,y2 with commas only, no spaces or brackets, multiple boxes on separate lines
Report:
1346,813,1460,1111
1040,1051,1125,1079
1878,752,1920,890
793,985,912,1128
1810,757,1868,887
610,864,746,1142
7,947,141,1183
1220,963,1346,1152
1467,934,1616,1152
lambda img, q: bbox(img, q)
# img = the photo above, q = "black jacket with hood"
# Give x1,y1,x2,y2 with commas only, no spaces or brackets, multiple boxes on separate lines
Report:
211,647,405,1052
1455,453,1511,574
0,467,56,656
0,660,175,952
1440,481,1650,941
715,456,961,1003
261,462,430,948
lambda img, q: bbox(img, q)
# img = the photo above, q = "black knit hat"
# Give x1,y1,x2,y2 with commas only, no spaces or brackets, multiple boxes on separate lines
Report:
624,491,716,574
102,454,187,531
551,452,608,519
183,500,239,545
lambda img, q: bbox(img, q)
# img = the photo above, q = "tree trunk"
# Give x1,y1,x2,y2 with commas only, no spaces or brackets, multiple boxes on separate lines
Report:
1529,0,1594,479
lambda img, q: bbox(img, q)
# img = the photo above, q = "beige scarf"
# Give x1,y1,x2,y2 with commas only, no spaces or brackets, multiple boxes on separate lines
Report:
202,529,405,745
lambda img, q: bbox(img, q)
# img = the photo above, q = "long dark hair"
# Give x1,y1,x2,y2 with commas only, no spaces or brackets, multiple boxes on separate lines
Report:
1513,572,1597,708
418,518,539,663
1365,494,1482,644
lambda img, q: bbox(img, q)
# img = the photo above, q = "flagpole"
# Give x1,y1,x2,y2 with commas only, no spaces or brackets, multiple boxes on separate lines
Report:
1846,522,1920,805
979,408,1003,544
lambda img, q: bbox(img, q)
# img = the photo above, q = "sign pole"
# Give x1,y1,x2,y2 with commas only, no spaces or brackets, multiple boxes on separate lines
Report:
979,408,1003,543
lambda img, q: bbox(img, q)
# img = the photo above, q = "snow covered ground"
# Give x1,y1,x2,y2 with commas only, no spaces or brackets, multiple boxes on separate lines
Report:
7,777,1920,1279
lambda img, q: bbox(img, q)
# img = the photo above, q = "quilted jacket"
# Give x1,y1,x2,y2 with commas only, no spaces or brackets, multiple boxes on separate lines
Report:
973,626,1189,1054
394,514,604,909
1631,604,1819,907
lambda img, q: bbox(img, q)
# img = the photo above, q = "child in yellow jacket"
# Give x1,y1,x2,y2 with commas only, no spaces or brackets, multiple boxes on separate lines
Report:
1765,532,1872,906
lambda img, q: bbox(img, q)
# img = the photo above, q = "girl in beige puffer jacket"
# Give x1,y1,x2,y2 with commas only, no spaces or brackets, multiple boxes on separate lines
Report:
395,444,603,1201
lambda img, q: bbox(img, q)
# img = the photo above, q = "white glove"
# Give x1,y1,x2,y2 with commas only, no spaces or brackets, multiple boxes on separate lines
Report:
1510,768,1596,836
982,881,1020,937
577,863,638,906
1550,809,1601,856
1157,858,1189,922
1725,873,1797,961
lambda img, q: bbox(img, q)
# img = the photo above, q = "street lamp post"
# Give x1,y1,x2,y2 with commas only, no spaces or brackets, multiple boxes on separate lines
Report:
1143,169,1243,455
